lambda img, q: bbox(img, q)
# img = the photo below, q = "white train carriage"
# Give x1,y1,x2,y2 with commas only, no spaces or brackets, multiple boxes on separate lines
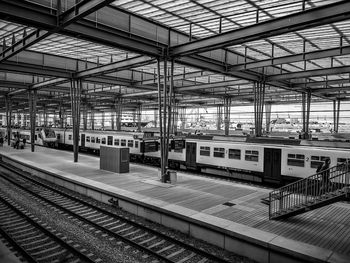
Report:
5,128,57,147
54,129,155,158
178,136,350,183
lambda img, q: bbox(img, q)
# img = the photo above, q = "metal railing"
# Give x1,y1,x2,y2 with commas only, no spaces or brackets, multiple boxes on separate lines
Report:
269,162,350,219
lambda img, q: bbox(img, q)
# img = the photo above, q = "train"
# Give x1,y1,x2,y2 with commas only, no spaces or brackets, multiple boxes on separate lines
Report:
2,127,350,184
1,127,58,148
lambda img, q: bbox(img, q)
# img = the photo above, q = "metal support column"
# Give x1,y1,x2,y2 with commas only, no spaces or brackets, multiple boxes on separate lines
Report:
333,99,341,133
137,103,142,131
157,58,165,183
254,81,266,137
301,91,311,139
173,102,178,134
115,97,122,131
43,106,47,127
59,100,64,128
154,109,158,128
83,103,87,130
223,97,231,136
28,90,37,152
90,108,95,130
217,105,222,130
180,107,186,130
5,96,12,146
111,111,115,130
15,112,19,127
23,113,27,127
101,111,105,129
70,78,82,162
166,59,174,163
265,102,272,133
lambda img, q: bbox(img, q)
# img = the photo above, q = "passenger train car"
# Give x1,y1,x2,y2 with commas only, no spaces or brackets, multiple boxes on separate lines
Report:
2,127,349,184
2,127,57,147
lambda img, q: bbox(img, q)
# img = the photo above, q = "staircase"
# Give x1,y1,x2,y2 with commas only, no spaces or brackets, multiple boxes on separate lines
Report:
269,162,350,220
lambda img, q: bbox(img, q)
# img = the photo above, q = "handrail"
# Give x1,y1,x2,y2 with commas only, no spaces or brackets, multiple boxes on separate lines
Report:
269,162,350,219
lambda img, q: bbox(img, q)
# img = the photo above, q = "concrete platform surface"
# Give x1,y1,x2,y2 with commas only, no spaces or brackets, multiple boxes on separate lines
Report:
0,145,349,262
0,239,22,263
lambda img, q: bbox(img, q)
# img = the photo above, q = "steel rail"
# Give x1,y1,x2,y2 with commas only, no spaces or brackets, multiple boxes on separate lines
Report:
0,194,96,263
0,160,232,263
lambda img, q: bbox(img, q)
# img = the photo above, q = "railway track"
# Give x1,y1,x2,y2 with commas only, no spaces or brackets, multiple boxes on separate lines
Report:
0,161,234,263
0,192,98,263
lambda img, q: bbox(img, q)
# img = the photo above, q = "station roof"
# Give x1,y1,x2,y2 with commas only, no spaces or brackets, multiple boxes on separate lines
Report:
0,0,350,114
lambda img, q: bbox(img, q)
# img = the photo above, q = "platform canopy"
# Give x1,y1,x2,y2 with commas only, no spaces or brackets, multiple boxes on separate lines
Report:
0,0,350,114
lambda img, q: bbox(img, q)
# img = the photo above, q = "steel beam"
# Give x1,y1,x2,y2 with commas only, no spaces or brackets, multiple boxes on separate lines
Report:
0,0,118,63
60,0,116,26
75,56,155,78
170,1,350,56
0,0,163,56
177,55,260,81
267,66,350,81
0,30,50,63
229,45,350,71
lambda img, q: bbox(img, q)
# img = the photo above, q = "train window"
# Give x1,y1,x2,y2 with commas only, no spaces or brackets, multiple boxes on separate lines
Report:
107,136,113,145
135,141,138,148
121,139,126,146
86,136,90,142
128,140,133,147
337,158,350,165
200,146,210,156
114,139,119,146
96,137,101,144
101,138,106,144
35,135,37,141
229,149,241,160
287,154,305,167
68,134,72,140
213,147,225,158
310,156,330,169
57,134,61,140
91,137,95,143
245,150,259,162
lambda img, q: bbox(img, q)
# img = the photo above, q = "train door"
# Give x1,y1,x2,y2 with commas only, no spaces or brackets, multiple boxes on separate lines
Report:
81,133,85,147
264,148,282,183
186,142,197,169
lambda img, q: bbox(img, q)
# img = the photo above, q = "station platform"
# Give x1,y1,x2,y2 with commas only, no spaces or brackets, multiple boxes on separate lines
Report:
0,144,349,263
0,239,22,263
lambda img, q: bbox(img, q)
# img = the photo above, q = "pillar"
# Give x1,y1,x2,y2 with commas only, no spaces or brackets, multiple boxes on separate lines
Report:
154,109,158,128
5,96,12,146
23,113,27,127
172,103,179,134
301,91,311,139
115,97,122,131
28,90,37,151
137,104,142,131
43,106,48,127
82,103,88,130
90,109,95,130
265,102,272,133
333,99,340,133
100,111,105,129
179,107,186,130
157,58,166,182
254,81,266,137
70,78,82,162
223,97,231,136
111,111,115,130
59,101,64,128
217,105,222,130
